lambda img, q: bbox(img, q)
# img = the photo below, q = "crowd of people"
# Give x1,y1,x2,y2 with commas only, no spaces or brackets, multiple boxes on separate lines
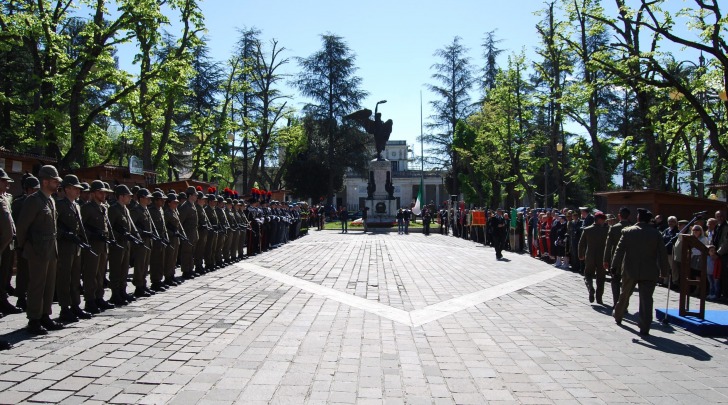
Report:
0,165,307,350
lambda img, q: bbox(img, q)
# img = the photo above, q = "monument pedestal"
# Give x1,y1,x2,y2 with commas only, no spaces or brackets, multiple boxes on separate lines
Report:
365,159,396,229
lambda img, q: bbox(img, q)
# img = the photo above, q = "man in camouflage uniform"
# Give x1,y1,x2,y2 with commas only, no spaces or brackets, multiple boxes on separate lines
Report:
55,175,92,323
15,165,65,335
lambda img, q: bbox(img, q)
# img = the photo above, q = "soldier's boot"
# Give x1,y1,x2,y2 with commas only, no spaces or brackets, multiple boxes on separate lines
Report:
40,315,64,331
72,305,92,319
134,287,151,298
109,291,127,307
0,299,22,315
151,282,167,292
585,277,595,303
0,340,11,350
16,295,27,310
96,298,115,311
58,307,79,324
84,300,101,315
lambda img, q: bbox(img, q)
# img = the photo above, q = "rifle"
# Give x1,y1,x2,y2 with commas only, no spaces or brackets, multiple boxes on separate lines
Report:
123,231,151,250
87,223,124,249
141,230,169,247
63,231,99,257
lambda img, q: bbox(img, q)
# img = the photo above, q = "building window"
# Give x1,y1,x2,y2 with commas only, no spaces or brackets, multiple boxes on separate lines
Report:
391,161,399,172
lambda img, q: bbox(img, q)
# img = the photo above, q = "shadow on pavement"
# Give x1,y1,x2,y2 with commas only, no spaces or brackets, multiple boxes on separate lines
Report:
632,334,712,361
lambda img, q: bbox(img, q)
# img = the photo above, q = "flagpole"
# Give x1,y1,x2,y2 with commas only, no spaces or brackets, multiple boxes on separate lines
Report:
420,91,424,216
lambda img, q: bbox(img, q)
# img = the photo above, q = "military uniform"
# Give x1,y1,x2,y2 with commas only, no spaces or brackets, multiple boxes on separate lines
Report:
148,191,168,290
612,209,670,335
0,169,15,349
15,165,64,334
80,181,114,313
194,192,210,273
604,215,632,307
11,179,37,310
55,175,91,322
178,189,199,278
215,197,229,263
578,217,610,304
163,193,182,285
107,186,137,305
128,189,154,296
0,184,20,316
204,197,219,269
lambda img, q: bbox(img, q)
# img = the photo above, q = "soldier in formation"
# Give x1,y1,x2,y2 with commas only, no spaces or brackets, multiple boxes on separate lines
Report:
1,171,304,339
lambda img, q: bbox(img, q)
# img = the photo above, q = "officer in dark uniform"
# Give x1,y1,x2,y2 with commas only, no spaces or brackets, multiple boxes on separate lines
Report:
129,188,155,297
178,187,199,279
55,174,92,323
11,175,40,310
163,192,183,285
15,165,65,334
194,192,210,274
78,182,91,206
81,180,114,313
107,185,138,306
578,211,610,304
246,198,261,256
490,208,507,259
148,191,168,291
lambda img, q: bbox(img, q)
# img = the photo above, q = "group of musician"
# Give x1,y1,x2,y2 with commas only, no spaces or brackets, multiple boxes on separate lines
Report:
0,166,304,344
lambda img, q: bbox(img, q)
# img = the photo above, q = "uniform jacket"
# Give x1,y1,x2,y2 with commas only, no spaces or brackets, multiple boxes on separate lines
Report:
81,200,110,243
195,203,210,231
178,201,199,243
164,205,183,238
578,223,609,269
129,201,153,238
56,197,88,244
205,205,219,229
0,193,15,251
15,191,58,261
216,206,230,230
107,202,133,248
148,205,168,241
611,222,670,281
604,220,631,267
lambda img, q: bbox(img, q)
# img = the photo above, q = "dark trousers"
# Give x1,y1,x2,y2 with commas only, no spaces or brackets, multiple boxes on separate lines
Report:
26,255,57,320
149,240,166,283
610,270,622,307
56,241,82,308
82,240,106,302
614,274,656,333
132,238,151,288
108,243,130,295
179,239,195,275
494,232,505,258
0,246,13,301
195,230,208,269
164,238,180,280
205,232,218,267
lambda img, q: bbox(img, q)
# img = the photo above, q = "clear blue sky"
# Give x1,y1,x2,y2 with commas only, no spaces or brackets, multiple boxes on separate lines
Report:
113,0,695,162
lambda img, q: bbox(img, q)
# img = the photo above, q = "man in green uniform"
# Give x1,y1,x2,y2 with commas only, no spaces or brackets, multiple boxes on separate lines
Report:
204,194,219,270
215,196,229,265
107,185,139,306
0,169,16,348
603,207,632,307
15,165,64,334
0,169,21,317
11,175,40,310
129,188,155,297
163,193,182,286
148,191,169,291
195,191,210,274
55,174,92,323
612,208,670,336
178,187,199,279
578,211,610,304
81,180,114,314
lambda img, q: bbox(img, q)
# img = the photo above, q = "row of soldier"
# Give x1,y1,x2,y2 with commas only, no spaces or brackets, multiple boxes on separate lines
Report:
0,165,304,349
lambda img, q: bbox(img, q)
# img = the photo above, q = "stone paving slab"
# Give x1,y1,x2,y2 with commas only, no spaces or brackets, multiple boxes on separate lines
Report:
0,230,727,404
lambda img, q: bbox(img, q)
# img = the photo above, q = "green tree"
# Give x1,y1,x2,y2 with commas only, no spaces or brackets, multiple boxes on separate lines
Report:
293,33,368,204
425,36,475,199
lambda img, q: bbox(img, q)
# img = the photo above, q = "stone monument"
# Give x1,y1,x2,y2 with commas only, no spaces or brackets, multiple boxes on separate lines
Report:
345,104,396,228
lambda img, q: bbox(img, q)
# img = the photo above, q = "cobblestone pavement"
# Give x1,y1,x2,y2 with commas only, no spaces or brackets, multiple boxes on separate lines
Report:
1,230,728,404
